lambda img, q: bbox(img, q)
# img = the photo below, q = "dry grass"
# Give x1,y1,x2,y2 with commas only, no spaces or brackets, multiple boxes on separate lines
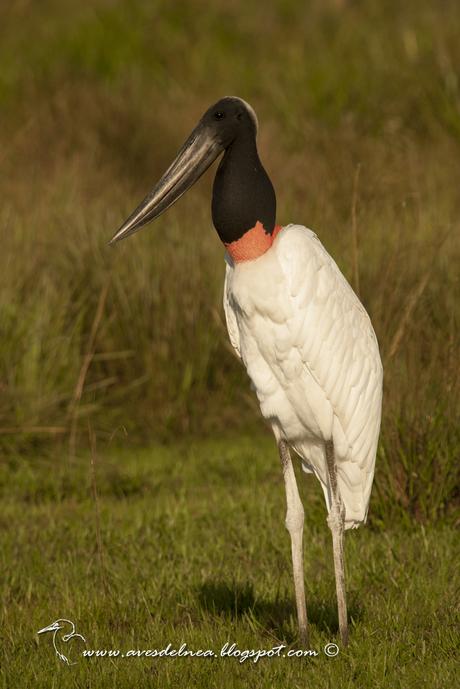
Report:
0,0,459,523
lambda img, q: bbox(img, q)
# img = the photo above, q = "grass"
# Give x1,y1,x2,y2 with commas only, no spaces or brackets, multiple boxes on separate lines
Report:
0,0,459,518
1,436,458,688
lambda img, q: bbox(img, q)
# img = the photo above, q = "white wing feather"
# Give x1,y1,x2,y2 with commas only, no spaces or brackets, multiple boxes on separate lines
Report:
223,253,241,359
274,226,383,527
224,225,383,529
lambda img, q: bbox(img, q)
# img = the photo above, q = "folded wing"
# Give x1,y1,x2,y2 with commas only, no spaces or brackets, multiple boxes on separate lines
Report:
274,225,383,527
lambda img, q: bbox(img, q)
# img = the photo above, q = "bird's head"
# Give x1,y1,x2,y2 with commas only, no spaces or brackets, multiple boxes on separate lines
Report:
109,96,264,245
199,96,258,148
37,619,73,636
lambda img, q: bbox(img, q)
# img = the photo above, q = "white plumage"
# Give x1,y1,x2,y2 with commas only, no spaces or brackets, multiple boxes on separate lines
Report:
110,95,385,646
224,224,383,529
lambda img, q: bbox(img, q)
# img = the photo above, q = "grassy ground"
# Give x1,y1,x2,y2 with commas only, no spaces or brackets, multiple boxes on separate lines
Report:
1,436,458,688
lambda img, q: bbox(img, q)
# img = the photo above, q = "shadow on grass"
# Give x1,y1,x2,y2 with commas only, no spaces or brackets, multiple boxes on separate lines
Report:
197,580,363,641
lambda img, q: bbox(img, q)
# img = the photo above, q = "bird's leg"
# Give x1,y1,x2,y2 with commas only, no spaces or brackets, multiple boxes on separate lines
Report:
325,439,349,646
278,440,308,646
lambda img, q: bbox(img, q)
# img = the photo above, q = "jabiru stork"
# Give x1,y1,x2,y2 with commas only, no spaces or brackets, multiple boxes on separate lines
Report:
110,97,383,646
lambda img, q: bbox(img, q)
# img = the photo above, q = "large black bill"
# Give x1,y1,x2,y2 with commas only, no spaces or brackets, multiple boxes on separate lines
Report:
109,125,223,244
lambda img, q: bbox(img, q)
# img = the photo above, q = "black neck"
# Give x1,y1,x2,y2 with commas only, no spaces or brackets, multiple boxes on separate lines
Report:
211,131,276,245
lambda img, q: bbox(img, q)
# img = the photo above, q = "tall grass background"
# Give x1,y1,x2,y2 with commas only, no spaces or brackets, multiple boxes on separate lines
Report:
0,0,459,525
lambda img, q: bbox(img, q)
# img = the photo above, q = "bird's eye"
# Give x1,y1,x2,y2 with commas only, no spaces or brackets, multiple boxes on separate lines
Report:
213,111,225,120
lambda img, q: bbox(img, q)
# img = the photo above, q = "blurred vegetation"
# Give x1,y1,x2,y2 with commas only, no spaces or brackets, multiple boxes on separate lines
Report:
0,0,459,523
